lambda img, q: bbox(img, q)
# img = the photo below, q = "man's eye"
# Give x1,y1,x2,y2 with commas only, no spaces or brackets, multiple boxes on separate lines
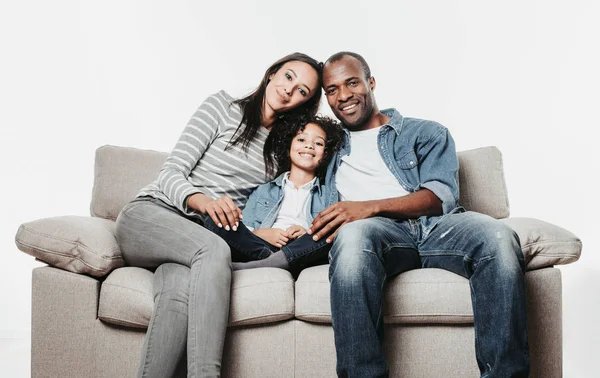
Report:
326,88,337,95
349,81,358,86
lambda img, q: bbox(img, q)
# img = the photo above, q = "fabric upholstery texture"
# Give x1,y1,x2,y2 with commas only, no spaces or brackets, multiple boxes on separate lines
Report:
457,146,510,218
501,217,582,269
98,266,296,328
90,145,167,221
98,267,154,328
32,266,564,378
15,215,123,277
296,265,474,324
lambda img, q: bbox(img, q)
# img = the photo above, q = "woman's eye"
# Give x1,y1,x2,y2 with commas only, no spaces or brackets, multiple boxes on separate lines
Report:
285,73,292,80
297,138,305,142
299,88,307,96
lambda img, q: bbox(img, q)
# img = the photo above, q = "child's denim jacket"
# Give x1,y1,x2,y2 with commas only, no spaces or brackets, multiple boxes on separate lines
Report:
242,172,338,230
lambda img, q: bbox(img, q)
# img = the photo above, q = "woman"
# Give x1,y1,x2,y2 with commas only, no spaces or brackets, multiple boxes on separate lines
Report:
115,52,322,377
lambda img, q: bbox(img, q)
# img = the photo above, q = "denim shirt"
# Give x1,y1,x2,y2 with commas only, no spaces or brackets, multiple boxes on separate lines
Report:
324,108,461,235
242,172,339,230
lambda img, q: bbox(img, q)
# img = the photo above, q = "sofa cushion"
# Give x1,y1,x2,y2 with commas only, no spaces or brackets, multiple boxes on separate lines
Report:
457,146,510,219
99,267,154,328
91,145,167,221
501,217,582,269
98,267,295,328
295,265,474,324
15,216,124,278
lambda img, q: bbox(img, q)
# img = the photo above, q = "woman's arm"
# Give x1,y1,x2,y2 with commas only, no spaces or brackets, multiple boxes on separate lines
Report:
156,93,223,212
156,93,243,228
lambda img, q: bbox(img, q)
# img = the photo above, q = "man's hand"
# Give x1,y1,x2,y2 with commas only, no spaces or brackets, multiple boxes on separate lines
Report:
253,228,290,248
308,201,375,243
188,194,242,231
286,225,307,239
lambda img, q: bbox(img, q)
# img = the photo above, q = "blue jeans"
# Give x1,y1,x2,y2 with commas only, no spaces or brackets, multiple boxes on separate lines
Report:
329,211,529,378
204,218,331,270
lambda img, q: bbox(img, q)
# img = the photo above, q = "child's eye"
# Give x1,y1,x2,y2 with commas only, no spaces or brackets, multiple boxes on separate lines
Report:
297,138,305,142
316,142,324,147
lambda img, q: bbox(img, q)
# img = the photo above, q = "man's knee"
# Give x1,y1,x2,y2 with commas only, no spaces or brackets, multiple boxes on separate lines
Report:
332,218,385,252
329,219,386,281
477,222,524,275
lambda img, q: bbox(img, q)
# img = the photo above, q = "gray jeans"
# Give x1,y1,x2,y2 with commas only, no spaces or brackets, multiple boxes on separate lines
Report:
116,197,231,378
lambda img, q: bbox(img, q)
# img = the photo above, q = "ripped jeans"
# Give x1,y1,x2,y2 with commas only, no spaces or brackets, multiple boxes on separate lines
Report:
329,210,529,378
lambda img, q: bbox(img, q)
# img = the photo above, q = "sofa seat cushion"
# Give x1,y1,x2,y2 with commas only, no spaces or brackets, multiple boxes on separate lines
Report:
99,267,154,328
295,265,473,324
98,267,295,328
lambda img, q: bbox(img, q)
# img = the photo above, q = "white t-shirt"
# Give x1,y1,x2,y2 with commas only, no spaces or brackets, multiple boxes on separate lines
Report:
271,173,316,230
336,126,409,201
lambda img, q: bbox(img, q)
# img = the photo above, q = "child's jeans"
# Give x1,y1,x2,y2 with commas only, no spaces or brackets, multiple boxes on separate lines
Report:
204,218,330,270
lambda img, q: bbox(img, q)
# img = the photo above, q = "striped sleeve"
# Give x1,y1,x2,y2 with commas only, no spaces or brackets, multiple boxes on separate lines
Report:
156,93,226,214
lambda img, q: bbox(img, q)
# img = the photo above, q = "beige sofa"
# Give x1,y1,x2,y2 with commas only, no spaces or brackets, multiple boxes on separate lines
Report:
16,145,582,378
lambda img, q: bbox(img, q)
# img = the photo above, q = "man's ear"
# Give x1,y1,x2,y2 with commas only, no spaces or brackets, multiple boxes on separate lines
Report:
369,76,376,91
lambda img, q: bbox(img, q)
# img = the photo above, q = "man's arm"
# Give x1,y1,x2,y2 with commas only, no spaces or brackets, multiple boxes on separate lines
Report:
308,189,442,243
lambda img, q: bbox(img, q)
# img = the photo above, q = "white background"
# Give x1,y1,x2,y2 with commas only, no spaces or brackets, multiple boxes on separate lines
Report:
1,0,598,376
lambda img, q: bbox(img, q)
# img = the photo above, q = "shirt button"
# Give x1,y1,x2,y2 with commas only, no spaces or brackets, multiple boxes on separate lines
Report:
380,145,384,149
409,161,414,166
389,164,392,169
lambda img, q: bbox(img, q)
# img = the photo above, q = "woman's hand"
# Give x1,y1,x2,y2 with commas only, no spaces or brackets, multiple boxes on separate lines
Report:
253,228,290,248
286,225,307,239
188,194,242,231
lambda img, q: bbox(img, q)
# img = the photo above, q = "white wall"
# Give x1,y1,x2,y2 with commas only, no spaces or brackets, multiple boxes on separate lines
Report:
1,0,598,376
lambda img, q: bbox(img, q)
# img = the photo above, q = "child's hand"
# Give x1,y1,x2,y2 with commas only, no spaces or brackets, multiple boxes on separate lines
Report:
286,225,307,239
253,228,290,248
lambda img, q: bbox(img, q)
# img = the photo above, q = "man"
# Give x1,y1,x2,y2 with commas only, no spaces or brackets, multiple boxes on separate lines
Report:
308,52,529,378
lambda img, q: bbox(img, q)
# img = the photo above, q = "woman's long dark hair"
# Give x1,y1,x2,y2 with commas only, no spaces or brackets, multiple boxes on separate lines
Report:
229,52,323,178
264,114,344,181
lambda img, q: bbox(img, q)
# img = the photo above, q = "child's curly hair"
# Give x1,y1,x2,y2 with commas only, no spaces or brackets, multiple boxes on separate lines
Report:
264,114,345,181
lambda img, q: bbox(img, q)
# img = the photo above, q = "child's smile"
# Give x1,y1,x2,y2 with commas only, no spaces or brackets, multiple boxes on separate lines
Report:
290,122,326,173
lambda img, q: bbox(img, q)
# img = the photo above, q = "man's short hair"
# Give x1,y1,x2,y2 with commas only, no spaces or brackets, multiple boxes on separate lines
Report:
325,52,371,79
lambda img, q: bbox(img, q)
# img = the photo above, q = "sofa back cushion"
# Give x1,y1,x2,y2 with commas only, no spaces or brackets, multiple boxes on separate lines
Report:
90,145,510,220
457,146,510,218
91,145,167,220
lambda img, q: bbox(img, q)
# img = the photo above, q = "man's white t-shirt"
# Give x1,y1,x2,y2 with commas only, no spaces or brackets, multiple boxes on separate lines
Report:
336,126,410,201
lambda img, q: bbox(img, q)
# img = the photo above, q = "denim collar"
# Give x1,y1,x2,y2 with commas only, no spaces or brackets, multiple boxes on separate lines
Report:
341,108,404,142
271,171,322,194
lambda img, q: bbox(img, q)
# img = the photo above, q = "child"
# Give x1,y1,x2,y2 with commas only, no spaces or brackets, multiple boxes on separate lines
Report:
204,114,344,271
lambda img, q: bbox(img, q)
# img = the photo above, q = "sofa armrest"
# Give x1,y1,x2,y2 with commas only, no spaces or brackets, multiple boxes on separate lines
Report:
15,216,124,277
500,217,582,270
